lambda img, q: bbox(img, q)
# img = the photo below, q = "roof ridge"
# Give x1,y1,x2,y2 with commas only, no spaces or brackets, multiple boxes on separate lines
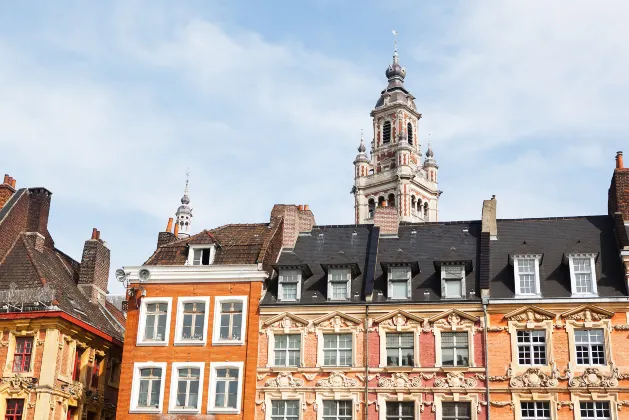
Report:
496,215,609,222
257,218,283,264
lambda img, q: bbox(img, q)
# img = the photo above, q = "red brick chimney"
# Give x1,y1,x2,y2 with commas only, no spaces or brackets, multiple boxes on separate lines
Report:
609,151,629,221
0,174,16,210
270,204,316,248
26,188,52,239
157,217,177,248
373,201,399,237
78,228,110,304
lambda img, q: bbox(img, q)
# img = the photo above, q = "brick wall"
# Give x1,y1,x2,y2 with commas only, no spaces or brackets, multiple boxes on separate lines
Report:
373,205,399,236
270,205,316,249
25,188,51,239
610,167,629,220
0,190,29,262
78,237,110,293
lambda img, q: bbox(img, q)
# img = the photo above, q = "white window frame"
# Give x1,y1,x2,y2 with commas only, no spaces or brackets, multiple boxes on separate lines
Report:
516,330,547,366
273,334,302,367
434,394,479,420
174,297,210,346
327,268,351,301
388,266,411,300
168,362,204,414
129,362,167,414
520,401,551,420
137,297,172,347
321,399,354,420
186,244,216,266
440,265,466,299
208,361,243,414
578,401,612,420
574,329,606,366
278,269,302,302
212,296,247,346
512,254,542,297
568,254,598,296
322,333,353,367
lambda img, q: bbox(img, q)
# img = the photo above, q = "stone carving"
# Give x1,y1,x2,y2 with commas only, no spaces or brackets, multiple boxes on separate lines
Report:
558,401,574,410
510,368,558,388
2,374,35,391
420,401,433,412
488,367,512,381
303,373,317,381
564,308,610,322
433,311,476,330
265,372,304,388
319,315,355,329
486,326,507,332
316,372,358,387
617,401,629,410
422,318,432,332
62,381,84,398
381,313,418,328
434,372,477,388
355,373,377,383
614,325,629,330
377,372,424,388
507,309,553,322
569,367,618,387
267,314,308,330
256,373,268,381
490,401,515,409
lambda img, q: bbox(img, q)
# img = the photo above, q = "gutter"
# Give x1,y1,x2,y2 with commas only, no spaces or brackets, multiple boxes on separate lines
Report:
364,304,369,420
482,297,490,420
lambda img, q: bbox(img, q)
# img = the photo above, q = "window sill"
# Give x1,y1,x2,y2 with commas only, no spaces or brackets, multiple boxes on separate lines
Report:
169,408,201,414
439,366,471,372
382,366,416,371
211,340,245,346
208,408,241,414
136,341,168,347
129,408,162,414
270,366,302,371
174,340,207,346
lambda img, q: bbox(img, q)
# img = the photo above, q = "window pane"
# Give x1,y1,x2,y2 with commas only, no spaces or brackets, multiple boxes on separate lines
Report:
445,280,462,298
390,281,408,299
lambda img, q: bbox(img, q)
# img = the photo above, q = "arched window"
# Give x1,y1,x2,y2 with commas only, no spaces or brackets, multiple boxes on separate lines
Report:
407,122,413,145
368,199,375,219
417,199,422,214
411,196,416,215
378,196,386,207
383,121,391,144
424,202,429,218
388,193,395,208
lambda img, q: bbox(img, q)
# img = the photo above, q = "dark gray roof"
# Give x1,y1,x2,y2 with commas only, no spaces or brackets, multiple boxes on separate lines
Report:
489,216,626,299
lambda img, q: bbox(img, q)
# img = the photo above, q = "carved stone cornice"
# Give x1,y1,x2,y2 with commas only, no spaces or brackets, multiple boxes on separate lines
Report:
433,372,477,388
569,367,618,388
2,374,36,392
504,306,556,322
376,372,433,388
316,372,358,387
313,312,362,330
375,311,422,329
265,372,304,388
429,310,478,330
561,305,614,322
262,313,310,331
510,368,558,388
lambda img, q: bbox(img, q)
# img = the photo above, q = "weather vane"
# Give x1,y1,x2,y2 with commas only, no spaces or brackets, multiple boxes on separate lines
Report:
392,30,398,55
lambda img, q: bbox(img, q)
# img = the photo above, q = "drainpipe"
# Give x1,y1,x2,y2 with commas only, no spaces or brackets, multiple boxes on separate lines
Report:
365,304,369,420
482,297,490,420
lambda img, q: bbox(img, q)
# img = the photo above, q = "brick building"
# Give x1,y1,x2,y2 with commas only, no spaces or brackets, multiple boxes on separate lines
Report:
0,175,125,420
115,180,314,418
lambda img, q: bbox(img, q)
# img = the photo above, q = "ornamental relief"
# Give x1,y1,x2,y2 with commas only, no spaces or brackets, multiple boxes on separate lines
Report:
433,372,477,388
561,306,613,322
505,308,554,322
569,367,619,388
510,368,558,388
1,374,35,392
265,372,304,388
429,310,479,330
263,313,310,332
316,372,358,387
376,372,433,388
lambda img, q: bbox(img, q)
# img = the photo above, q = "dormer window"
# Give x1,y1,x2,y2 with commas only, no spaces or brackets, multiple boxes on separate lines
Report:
388,267,411,300
188,245,215,266
441,265,466,299
566,253,598,296
327,268,351,301
511,254,542,297
278,270,301,302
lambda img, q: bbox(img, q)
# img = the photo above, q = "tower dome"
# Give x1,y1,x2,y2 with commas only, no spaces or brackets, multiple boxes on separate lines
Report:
175,173,193,238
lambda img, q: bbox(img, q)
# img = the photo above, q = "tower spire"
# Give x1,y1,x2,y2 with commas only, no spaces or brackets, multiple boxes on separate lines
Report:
392,29,399,63
175,170,192,238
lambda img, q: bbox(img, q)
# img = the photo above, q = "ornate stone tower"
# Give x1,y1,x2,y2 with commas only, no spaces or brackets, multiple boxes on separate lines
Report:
353,41,440,224
175,174,192,238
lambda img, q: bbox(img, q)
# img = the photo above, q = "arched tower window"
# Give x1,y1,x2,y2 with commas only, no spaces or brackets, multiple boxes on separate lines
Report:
411,196,416,215
378,196,385,207
383,121,391,144
388,193,395,208
424,202,429,218
368,199,375,219
407,122,413,145
417,199,422,214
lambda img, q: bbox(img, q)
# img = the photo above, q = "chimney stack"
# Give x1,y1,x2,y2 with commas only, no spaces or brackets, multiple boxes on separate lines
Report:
26,188,52,240
270,204,316,248
0,174,17,210
617,151,624,169
373,203,399,237
157,218,177,248
609,151,629,221
482,195,498,240
78,228,110,304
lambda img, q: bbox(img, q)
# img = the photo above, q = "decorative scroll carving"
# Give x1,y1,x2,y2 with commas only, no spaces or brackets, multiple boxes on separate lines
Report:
488,368,512,381
420,401,433,412
319,315,355,329
256,373,268,381
434,313,472,329
303,373,317,381
507,309,553,322
316,372,358,387
2,374,35,392
490,401,515,409
61,381,85,398
355,373,377,383
433,372,477,388
614,325,629,330
487,326,507,332
265,372,304,388
617,401,629,410
264,313,309,330
569,367,618,388
377,372,430,388
562,306,612,322
422,319,432,332
380,313,419,328
510,368,558,388
558,401,574,410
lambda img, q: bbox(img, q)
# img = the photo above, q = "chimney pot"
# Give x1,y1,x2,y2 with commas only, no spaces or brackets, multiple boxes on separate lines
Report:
382,201,387,207
3,175,8,184
10,179,15,188
304,204,309,211
617,151,624,169
91,228,98,240
174,222,180,237
298,205,304,211
166,217,174,232
96,230,101,240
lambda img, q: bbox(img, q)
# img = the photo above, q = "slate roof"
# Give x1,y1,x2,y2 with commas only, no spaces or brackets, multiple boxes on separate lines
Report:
0,234,125,340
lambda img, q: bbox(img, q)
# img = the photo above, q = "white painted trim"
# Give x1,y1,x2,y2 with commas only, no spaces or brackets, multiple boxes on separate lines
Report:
278,269,302,302
489,297,629,304
168,362,205,414
376,393,422,420
327,268,351,301
136,297,172,347
123,265,268,283
264,392,304,420
268,332,304,368
440,265,466,299
434,393,479,420
567,254,598,297
207,361,244,414
315,392,360,420
513,255,542,298
387,266,411,300
174,297,210,346
186,244,216,266
129,362,167,414
212,296,248,346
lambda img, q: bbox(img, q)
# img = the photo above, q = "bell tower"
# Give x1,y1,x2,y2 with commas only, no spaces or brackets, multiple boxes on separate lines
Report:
353,34,440,224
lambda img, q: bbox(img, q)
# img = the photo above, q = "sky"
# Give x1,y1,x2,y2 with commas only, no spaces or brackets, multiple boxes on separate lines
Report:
1,1,628,295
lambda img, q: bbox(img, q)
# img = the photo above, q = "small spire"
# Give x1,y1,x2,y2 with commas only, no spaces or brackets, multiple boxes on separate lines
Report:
181,170,190,205
358,129,366,153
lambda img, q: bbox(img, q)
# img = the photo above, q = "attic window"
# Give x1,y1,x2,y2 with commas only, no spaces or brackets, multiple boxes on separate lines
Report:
383,121,391,144
388,267,411,300
278,270,301,302
327,268,351,301
188,245,215,266
566,253,598,296
441,265,465,299
511,254,542,297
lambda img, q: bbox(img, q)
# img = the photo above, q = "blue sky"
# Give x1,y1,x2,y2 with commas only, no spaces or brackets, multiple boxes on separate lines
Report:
1,1,628,294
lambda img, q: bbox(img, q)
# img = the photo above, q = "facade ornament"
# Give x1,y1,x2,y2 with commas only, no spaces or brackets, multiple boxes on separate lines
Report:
265,372,304,388
614,325,629,330
420,401,433,412
263,313,309,331
355,373,377,383
509,310,553,322
316,372,358,387
36,339,44,346
2,374,35,392
561,306,613,322
569,367,618,387
256,400,266,412
256,373,268,381
486,326,507,332
434,372,477,388
488,367,512,381
377,372,424,388
303,373,317,381
558,401,574,410
0,340,8,347
617,401,629,410
489,401,515,410
509,368,558,388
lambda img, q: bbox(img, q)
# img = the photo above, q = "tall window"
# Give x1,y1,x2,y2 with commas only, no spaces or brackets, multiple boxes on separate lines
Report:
91,357,102,388
328,268,351,301
388,267,411,299
407,122,413,145
386,402,414,420
279,270,301,301
388,193,396,208
323,334,352,366
516,258,538,295
572,257,595,294
5,400,24,420
12,337,33,372
386,333,414,366
575,329,605,365
181,302,205,340
441,332,469,366
580,402,610,420
144,303,168,341
274,335,301,366
214,368,239,409
517,330,547,365
383,121,392,144
442,403,471,420
521,402,550,420
219,301,243,341
175,368,200,410
368,199,376,219
138,368,162,408
323,401,352,420
271,401,300,420
72,348,82,381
